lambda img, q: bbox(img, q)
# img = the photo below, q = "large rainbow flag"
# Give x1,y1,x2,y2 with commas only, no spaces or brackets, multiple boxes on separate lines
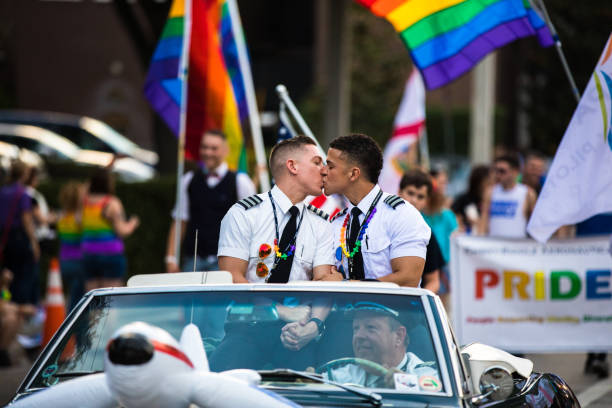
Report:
357,0,554,90
144,0,248,171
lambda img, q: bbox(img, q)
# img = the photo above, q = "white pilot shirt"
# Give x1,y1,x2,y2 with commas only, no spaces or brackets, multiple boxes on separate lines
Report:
331,185,431,280
218,185,334,282
172,162,256,220
325,352,439,389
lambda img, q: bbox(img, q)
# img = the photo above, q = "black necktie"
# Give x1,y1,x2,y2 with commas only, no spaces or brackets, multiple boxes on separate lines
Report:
348,207,365,280
268,206,299,283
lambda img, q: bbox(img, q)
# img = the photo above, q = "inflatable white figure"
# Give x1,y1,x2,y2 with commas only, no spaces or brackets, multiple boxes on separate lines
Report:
11,322,300,408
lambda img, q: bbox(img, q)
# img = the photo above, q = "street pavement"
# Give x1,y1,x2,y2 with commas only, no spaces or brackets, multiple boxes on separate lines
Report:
1,345,609,406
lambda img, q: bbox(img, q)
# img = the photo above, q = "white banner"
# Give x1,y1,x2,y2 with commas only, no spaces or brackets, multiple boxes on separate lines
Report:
451,235,612,352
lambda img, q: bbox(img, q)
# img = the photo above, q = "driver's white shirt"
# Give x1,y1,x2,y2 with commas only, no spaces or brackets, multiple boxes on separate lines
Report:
324,352,437,388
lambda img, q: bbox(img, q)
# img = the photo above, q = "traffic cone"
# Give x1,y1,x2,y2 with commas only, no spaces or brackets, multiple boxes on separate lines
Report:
42,258,66,348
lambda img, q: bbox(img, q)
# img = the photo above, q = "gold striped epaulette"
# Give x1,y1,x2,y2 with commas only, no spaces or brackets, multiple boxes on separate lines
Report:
306,204,329,221
236,195,263,210
384,195,405,209
329,207,347,222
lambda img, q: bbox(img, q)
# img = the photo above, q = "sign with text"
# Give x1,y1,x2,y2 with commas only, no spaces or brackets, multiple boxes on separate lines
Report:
450,235,612,352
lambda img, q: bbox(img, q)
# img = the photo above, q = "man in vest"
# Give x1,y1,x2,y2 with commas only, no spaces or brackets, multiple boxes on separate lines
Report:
479,154,537,238
165,130,256,272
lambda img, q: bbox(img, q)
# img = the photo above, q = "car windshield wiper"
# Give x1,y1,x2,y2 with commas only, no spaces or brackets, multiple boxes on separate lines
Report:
52,370,103,378
258,368,383,407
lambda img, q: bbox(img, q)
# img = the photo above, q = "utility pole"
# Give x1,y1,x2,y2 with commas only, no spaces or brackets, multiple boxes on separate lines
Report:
469,53,497,164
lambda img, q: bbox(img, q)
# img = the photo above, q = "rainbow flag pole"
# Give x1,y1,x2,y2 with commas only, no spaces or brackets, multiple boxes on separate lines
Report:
145,0,266,262
174,0,191,265
226,0,270,191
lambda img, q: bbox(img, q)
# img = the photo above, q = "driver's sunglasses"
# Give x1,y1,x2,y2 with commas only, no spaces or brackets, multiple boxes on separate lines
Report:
256,243,272,278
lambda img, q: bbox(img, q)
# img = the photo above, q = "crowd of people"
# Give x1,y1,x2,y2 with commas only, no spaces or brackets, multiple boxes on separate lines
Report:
0,162,139,367
1,129,609,379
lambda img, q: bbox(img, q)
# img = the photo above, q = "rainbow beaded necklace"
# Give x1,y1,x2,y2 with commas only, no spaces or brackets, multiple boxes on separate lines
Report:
340,208,376,258
339,190,383,259
268,191,304,263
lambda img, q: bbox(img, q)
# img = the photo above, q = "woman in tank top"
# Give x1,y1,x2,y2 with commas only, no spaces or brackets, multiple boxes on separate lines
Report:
57,181,86,311
82,168,139,291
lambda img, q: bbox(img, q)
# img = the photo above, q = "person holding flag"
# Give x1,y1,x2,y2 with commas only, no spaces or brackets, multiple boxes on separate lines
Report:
324,133,430,286
145,0,270,272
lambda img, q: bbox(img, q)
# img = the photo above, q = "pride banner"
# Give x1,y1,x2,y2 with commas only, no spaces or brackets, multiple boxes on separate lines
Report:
450,235,612,352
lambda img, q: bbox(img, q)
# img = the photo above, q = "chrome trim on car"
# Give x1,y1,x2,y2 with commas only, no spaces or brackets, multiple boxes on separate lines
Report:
434,295,467,399
421,294,454,398
18,294,95,392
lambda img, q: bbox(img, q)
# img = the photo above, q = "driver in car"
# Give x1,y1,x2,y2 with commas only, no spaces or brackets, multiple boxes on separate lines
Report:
324,302,439,389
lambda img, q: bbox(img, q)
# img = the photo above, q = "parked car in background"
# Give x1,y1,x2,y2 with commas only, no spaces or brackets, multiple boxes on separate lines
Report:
0,124,155,182
0,140,44,172
9,274,580,407
0,110,158,167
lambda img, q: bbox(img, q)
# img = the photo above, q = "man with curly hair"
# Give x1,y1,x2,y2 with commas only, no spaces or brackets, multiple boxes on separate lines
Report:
324,134,430,286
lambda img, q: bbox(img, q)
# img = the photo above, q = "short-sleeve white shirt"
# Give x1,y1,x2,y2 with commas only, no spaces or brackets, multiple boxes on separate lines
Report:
171,162,256,220
218,185,334,282
331,185,431,280
325,352,438,388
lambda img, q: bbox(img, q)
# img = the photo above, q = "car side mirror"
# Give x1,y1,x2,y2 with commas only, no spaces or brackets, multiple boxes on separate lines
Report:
460,343,533,405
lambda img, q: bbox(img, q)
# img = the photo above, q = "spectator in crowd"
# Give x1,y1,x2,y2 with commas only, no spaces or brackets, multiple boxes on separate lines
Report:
166,129,255,273
0,161,40,310
82,168,139,291
24,166,56,245
521,151,547,194
0,268,20,367
398,170,446,293
451,165,492,234
57,181,86,311
421,171,458,301
429,166,452,208
479,155,537,238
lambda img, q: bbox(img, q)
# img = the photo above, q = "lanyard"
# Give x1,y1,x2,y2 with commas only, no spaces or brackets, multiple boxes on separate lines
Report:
346,190,383,278
268,191,305,262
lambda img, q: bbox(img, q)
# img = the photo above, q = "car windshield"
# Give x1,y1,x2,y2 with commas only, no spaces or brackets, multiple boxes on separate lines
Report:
30,290,445,394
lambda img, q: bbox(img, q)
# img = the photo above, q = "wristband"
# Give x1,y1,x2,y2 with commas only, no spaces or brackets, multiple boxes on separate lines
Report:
309,317,326,341
165,255,177,264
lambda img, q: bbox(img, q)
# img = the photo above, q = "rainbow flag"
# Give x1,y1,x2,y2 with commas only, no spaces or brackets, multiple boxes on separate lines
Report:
144,0,248,171
357,0,554,90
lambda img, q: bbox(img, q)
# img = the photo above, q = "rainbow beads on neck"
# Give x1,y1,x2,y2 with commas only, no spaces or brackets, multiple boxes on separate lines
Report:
339,207,376,258
274,238,295,260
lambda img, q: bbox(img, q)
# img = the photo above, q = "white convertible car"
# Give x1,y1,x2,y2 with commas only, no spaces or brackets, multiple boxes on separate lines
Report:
9,272,580,407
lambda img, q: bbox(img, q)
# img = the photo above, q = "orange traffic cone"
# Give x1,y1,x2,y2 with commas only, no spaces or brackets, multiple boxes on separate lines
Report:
42,258,66,348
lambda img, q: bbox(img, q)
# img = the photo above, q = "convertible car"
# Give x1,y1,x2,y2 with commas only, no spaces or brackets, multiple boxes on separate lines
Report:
9,272,580,407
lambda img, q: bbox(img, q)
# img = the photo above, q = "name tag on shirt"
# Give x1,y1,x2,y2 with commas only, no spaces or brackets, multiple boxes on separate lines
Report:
393,373,419,391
